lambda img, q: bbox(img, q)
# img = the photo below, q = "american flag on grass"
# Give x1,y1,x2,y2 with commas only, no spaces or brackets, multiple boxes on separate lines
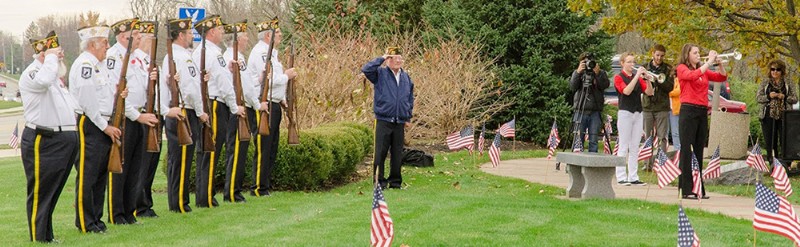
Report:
772,159,793,197
446,126,474,151
613,142,619,155
753,183,800,246
637,136,654,162
691,153,703,201
489,134,502,167
497,119,515,138
672,150,681,168
655,148,680,189
546,121,560,160
703,145,721,180
477,124,486,155
8,123,20,150
603,135,611,155
678,206,700,247
572,134,583,153
746,144,770,173
371,185,393,247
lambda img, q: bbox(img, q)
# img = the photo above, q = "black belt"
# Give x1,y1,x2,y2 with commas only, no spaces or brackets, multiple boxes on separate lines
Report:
681,103,706,109
25,123,77,132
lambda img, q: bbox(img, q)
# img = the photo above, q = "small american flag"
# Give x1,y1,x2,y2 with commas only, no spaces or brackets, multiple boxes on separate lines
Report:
772,159,793,197
703,146,721,180
753,183,800,246
678,206,700,247
497,119,515,138
746,144,770,173
655,148,681,188
602,135,611,155
446,126,474,151
672,150,681,168
477,124,486,156
604,114,613,135
547,121,560,160
613,142,619,156
370,185,393,247
9,123,20,150
489,134,502,167
572,134,583,153
691,153,703,201
637,136,654,162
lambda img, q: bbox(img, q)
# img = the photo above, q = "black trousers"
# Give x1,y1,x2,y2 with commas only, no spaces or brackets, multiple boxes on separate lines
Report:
136,117,162,216
74,115,110,232
22,127,77,242
196,101,229,207
761,117,784,167
108,119,145,224
678,104,707,196
224,107,252,202
252,102,281,196
165,109,199,213
373,120,404,188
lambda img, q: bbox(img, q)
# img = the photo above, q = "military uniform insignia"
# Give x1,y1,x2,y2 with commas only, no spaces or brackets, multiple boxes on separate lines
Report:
29,70,38,79
144,57,150,64
188,66,197,77
81,67,92,79
262,55,268,63
239,60,247,71
107,58,116,70
217,56,226,67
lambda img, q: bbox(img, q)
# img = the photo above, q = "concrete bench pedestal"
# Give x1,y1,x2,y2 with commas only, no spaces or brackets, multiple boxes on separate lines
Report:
556,152,626,199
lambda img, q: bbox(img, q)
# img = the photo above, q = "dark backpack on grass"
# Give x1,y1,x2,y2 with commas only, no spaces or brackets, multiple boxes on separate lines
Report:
402,148,434,167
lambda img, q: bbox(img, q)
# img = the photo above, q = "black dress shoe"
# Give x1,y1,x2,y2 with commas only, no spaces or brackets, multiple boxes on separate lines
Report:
136,210,159,218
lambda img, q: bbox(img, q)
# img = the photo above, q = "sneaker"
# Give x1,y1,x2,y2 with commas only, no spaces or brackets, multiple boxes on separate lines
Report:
617,180,630,186
630,180,647,186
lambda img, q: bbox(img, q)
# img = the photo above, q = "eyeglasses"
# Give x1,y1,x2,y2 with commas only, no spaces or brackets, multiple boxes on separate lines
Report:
771,67,782,72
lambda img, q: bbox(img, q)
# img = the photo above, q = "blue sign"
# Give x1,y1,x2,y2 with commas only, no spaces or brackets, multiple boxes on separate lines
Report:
178,7,205,42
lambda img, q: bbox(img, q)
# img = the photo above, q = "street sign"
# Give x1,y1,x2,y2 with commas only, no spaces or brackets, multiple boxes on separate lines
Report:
178,7,205,42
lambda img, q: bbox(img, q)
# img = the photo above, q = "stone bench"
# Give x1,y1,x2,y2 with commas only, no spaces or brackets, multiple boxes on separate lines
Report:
556,152,626,199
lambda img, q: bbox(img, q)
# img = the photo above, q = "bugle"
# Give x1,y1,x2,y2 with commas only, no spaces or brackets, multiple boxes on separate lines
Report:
633,66,666,83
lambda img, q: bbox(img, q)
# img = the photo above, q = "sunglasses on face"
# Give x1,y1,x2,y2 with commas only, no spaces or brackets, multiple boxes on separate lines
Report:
771,67,782,72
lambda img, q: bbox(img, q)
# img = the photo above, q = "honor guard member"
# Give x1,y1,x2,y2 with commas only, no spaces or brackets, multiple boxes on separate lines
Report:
106,18,152,225
362,46,415,189
70,17,120,233
20,31,80,242
134,21,163,218
223,21,258,202
160,18,209,213
247,17,298,196
192,15,243,208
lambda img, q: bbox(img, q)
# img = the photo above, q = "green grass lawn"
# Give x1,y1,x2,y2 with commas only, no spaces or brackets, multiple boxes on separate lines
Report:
1,72,20,81
0,100,22,110
0,150,792,246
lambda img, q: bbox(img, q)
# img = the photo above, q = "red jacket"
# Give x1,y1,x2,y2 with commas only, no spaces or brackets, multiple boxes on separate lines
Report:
676,64,728,106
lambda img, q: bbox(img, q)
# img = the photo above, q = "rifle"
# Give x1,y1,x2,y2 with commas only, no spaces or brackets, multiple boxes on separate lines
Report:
257,28,276,135
108,20,137,174
167,23,193,146
232,21,251,141
145,21,162,152
285,38,299,145
198,30,215,152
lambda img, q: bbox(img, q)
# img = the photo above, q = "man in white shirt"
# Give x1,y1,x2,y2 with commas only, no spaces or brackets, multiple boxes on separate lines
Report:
247,17,298,196
20,31,80,242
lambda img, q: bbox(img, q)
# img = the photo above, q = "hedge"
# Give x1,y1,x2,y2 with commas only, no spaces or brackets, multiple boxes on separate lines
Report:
161,122,373,192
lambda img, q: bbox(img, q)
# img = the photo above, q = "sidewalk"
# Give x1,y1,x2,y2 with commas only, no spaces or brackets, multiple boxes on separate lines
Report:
481,157,764,220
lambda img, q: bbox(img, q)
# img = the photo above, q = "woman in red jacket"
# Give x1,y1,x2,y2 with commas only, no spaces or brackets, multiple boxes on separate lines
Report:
676,44,727,199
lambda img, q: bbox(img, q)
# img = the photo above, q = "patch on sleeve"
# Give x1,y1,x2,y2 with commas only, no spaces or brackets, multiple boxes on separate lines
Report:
28,70,38,79
81,67,93,79
107,58,116,70
188,66,197,77
239,60,247,71
261,54,268,63
217,55,226,67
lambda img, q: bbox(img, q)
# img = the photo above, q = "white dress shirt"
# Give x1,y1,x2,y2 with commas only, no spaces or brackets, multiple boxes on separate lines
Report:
123,48,151,121
192,41,238,114
159,43,205,116
19,54,79,127
224,48,261,110
69,52,116,130
247,40,288,103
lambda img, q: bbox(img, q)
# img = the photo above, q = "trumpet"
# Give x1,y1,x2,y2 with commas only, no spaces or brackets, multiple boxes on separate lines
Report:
633,66,666,83
700,49,742,63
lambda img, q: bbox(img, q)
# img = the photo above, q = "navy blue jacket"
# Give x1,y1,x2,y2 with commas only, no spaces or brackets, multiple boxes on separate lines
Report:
362,57,415,123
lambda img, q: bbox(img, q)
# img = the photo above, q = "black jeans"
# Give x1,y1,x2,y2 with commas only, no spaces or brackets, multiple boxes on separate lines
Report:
373,120,404,188
678,104,707,196
761,117,784,167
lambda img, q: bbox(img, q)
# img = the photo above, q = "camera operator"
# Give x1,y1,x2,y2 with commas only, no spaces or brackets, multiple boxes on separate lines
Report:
569,52,610,152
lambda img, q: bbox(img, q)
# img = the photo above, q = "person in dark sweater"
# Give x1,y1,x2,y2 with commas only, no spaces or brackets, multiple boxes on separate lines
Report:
362,47,415,189
569,52,610,152
614,52,654,186
642,44,674,170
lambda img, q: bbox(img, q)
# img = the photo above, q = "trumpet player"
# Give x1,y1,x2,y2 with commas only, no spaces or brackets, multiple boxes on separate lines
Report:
641,44,673,170
677,44,727,200
757,59,798,170
614,52,653,186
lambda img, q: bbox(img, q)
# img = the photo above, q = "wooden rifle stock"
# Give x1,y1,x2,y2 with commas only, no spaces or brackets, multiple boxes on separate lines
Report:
145,21,162,152
199,34,215,152
286,38,299,145
232,25,251,141
108,20,137,174
166,26,193,146
257,29,276,136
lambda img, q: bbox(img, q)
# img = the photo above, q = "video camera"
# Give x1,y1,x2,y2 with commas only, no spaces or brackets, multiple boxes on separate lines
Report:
582,53,596,87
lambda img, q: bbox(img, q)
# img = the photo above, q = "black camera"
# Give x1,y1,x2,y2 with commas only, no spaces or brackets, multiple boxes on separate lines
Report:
582,53,596,87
